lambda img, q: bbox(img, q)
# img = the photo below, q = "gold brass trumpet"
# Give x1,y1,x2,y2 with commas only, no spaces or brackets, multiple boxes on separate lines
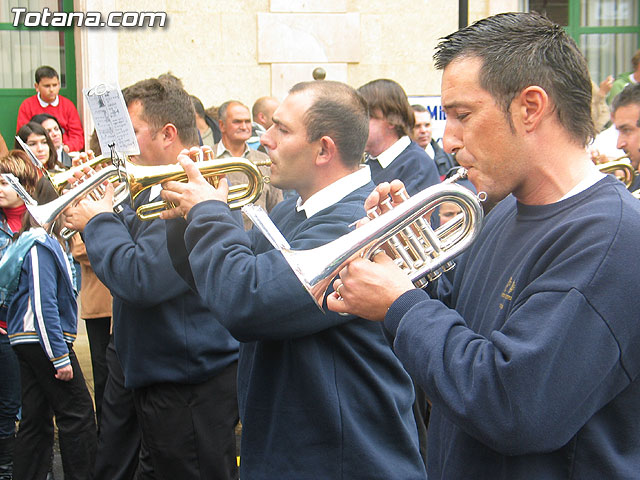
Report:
598,155,636,189
128,155,270,220
242,169,485,310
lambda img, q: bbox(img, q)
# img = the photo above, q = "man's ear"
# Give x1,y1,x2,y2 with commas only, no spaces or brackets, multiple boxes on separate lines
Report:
160,123,179,145
515,86,548,133
316,136,337,166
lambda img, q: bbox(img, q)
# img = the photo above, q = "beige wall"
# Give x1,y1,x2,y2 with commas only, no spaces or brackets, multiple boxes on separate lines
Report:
77,0,518,136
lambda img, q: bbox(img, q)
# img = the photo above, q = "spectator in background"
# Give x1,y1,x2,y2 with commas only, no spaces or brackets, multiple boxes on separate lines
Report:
611,83,640,190
16,66,84,152
215,100,283,229
14,122,59,172
607,49,640,105
2,152,96,480
249,96,279,151
191,95,222,147
411,104,458,178
591,77,614,133
30,113,73,167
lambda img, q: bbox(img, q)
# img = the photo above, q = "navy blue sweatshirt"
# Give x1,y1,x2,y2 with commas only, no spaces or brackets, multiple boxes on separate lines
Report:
83,202,238,389
172,184,427,479
386,176,640,479
368,140,441,195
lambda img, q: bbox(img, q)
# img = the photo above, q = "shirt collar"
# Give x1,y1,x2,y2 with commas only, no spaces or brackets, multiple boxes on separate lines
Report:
296,165,371,218
37,93,59,107
373,135,411,169
216,141,249,158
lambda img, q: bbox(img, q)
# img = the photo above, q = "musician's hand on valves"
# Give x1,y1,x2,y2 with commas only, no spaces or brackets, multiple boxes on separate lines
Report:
326,252,415,321
63,182,115,232
160,150,227,220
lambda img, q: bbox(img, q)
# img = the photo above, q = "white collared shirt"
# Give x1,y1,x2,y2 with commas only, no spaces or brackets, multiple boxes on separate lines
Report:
425,142,435,159
37,93,59,107
216,141,249,158
373,135,411,169
296,165,371,218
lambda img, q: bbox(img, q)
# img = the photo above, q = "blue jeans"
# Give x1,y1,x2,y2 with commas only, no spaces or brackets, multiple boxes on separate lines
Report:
0,328,20,437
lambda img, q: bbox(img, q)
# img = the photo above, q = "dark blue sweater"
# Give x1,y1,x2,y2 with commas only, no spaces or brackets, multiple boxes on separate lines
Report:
176,185,427,479
83,203,239,389
386,176,640,479
368,140,441,195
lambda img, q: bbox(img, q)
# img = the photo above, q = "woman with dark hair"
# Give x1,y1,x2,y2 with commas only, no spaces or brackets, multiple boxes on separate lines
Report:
14,122,61,202
14,122,62,173
30,113,73,168
0,150,96,479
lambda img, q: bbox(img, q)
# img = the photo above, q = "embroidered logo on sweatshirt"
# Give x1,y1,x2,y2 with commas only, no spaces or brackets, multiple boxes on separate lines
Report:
499,277,516,310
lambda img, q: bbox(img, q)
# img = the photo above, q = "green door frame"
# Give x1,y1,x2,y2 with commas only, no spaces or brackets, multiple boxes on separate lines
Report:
0,0,76,148
566,0,640,40
565,0,640,79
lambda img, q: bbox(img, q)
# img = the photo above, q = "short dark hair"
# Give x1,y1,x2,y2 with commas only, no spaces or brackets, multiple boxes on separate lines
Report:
15,122,60,171
30,113,62,132
35,66,58,83
411,104,433,121
357,79,414,138
123,78,198,146
611,82,640,115
433,12,594,147
289,81,369,167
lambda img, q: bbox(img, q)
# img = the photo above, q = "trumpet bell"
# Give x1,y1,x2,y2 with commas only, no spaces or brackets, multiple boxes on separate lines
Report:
243,177,484,311
597,156,636,189
47,154,118,194
26,166,129,238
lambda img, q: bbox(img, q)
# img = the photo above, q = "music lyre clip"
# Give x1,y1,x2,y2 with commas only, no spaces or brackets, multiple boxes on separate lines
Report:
1,173,37,206
15,136,45,172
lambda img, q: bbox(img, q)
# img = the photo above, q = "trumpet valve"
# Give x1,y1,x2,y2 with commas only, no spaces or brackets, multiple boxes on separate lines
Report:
426,268,443,282
441,260,456,272
202,145,214,161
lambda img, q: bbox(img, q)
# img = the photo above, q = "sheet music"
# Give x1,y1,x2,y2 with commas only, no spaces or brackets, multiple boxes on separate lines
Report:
84,83,139,155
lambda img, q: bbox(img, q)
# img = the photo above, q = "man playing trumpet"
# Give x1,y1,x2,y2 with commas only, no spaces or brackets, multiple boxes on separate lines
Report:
64,77,240,480
327,13,640,479
160,80,427,479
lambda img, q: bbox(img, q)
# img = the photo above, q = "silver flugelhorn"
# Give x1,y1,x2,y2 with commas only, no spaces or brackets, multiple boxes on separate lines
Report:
4,166,128,239
242,169,485,311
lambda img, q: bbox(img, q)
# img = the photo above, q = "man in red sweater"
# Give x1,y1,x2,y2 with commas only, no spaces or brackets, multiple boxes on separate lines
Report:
16,66,84,152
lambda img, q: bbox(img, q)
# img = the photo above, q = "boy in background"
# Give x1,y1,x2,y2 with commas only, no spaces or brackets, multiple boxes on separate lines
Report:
16,66,84,153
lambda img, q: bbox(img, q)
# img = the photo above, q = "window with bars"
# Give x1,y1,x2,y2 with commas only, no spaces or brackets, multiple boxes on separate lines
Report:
521,0,639,83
